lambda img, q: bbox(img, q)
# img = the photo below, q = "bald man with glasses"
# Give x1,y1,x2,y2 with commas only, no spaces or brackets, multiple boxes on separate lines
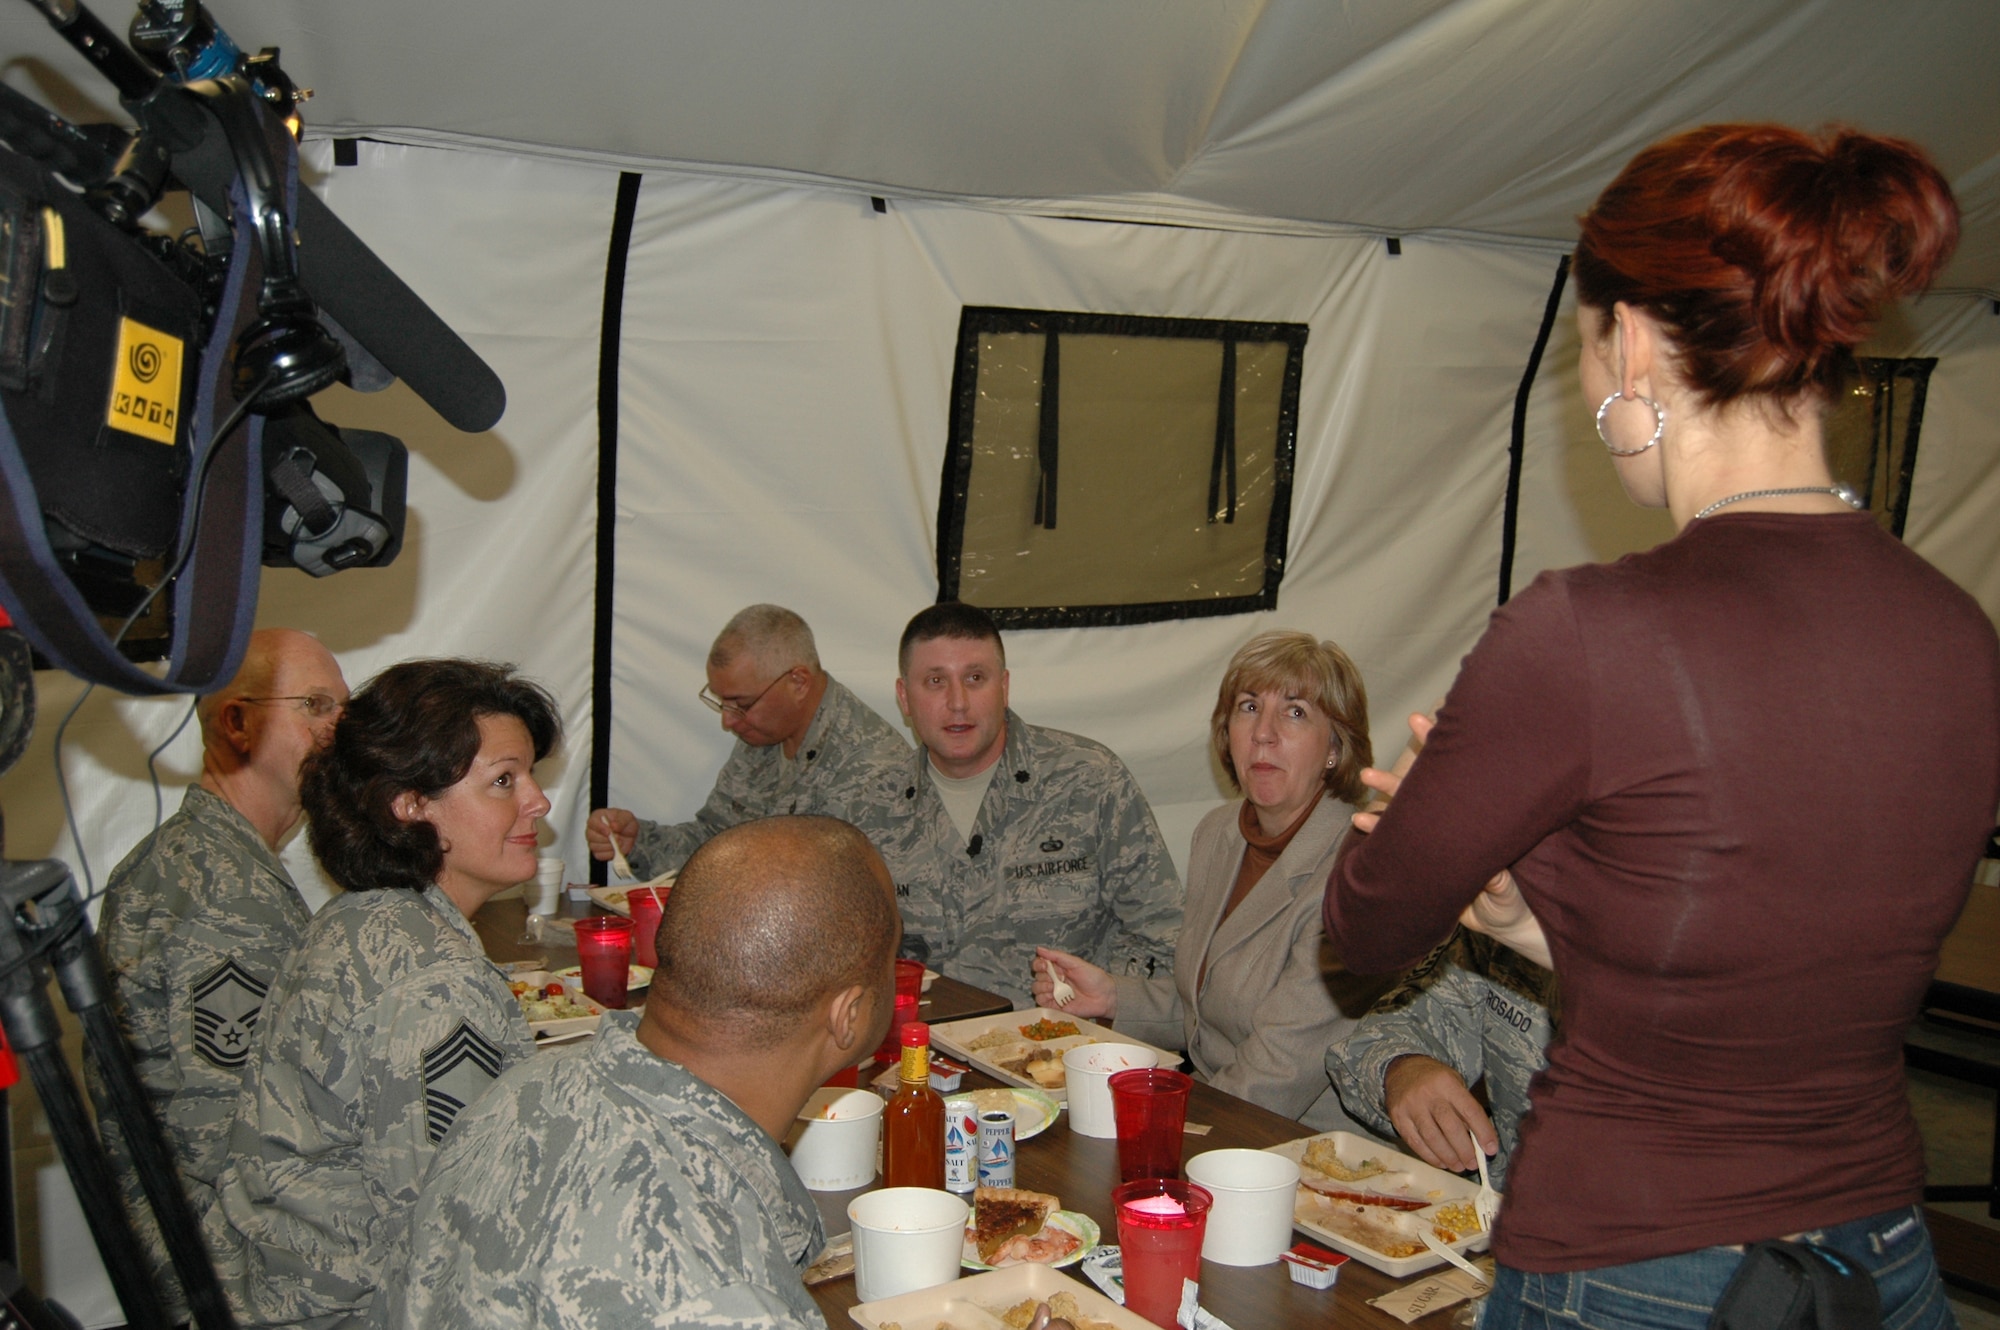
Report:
590,605,908,878
91,627,349,1320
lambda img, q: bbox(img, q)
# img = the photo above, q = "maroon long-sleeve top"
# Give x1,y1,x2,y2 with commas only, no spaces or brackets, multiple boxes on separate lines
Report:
1326,511,2000,1270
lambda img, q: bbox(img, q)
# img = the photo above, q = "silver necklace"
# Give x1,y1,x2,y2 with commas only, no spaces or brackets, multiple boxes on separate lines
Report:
1694,486,1863,520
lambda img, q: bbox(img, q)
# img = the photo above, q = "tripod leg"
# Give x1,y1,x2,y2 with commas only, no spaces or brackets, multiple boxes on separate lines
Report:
10,1040,171,1330
75,1000,236,1330
41,878,238,1330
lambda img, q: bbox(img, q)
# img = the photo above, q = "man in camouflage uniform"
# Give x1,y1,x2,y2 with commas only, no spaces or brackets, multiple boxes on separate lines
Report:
90,627,348,1317
1326,926,1559,1188
589,605,907,877
202,878,536,1328
855,603,1181,1008
388,816,901,1329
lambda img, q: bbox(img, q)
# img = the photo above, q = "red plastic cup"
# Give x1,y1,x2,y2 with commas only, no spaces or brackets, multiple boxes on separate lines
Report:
875,960,928,1063
1110,1067,1194,1181
573,916,634,1009
627,886,667,970
1114,1178,1213,1329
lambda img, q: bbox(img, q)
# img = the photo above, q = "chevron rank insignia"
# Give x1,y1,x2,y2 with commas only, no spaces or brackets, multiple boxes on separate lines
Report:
191,959,269,1069
422,1021,506,1145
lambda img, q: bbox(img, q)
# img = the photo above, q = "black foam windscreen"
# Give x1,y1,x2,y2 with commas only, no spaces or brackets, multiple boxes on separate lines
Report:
165,100,507,434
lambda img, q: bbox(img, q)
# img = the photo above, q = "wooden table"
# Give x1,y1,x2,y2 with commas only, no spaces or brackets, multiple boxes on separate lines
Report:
806,1072,1439,1329
471,895,1016,1026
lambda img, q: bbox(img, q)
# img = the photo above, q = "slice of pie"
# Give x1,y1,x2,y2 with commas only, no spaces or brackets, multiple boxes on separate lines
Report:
972,1186,1060,1264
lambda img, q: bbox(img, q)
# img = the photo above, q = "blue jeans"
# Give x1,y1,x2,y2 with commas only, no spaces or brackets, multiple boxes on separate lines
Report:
1479,1206,1956,1330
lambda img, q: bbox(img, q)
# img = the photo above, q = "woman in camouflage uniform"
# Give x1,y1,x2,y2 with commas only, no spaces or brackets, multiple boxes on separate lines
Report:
203,659,561,1330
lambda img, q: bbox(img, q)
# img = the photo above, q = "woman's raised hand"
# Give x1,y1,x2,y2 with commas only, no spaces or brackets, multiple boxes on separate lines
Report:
1351,712,1436,834
1031,946,1117,1018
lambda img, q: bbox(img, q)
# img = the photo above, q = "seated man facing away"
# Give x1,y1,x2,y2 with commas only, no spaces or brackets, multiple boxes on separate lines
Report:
90,627,348,1319
388,815,900,1330
1326,926,1558,1188
590,604,908,877
856,601,1182,1007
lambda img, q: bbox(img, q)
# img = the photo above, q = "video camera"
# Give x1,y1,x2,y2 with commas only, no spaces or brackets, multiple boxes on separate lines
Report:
0,0,506,699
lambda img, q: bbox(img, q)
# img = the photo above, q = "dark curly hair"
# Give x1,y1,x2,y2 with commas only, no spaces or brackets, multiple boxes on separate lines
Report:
301,659,561,894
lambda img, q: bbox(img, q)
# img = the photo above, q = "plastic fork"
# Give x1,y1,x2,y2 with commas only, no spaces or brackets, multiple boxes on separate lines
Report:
1470,1128,1501,1230
599,812,638,882
1049,969,1077,1008
1419,1227,1488,1285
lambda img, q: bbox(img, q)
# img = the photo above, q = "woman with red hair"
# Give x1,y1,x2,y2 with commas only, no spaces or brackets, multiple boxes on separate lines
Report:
1326,125,1999,1326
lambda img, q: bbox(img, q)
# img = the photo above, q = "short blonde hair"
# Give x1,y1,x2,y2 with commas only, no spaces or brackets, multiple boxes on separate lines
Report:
1210,630,1370,805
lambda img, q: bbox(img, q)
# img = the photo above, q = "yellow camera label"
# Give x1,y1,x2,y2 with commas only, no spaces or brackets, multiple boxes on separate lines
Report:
107,317,184,445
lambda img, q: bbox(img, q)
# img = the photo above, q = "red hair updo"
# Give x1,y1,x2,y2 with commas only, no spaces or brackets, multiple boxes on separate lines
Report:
1573,124,1959,408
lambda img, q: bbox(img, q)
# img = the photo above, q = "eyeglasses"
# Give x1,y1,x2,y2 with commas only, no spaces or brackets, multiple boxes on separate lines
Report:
697,672,789,718
241,694,345,720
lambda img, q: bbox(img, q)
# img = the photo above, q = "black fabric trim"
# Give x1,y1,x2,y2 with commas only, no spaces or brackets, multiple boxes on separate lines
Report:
1035,331,1059,529
589,171,642,887
1208,339,1237,524
937,306,1306,627
985,593,1282,631
1855,355,1935,541
1500,255,1569,607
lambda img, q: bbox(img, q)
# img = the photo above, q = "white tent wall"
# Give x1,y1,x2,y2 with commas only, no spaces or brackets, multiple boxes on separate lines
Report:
0,132,1997,1316
605,167,1600,876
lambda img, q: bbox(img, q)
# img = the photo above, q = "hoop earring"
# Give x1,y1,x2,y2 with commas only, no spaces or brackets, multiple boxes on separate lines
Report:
1595,392,1665,457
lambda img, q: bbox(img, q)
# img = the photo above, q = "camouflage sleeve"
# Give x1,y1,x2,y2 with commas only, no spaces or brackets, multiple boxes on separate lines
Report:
361,970,533,1261
1326,958,1490,1140
629,747,760,878
1095,768,1183,980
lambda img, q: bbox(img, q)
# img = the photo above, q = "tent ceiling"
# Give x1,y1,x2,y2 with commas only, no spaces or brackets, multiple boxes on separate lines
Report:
4,0,1998,293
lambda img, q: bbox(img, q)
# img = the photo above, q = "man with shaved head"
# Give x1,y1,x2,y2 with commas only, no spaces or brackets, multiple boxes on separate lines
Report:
589,604,907,877
390,816,901,1330
91,627,349,1317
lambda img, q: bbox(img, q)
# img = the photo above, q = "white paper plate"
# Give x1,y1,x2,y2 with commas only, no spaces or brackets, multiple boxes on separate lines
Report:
554,964,654,990
961,1209,1099,1270
943,1086,1061,1141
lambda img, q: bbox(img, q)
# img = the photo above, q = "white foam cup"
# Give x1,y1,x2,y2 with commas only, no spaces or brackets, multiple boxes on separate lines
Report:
530,857,565,916
1184,1147,1302,1266
847,1187,970,1302
788,1089,884,1191
1063,1043,1161,1138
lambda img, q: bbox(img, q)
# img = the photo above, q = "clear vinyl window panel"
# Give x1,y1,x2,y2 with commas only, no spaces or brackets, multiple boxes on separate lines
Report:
937,307,1307,629
1825,356,1935,540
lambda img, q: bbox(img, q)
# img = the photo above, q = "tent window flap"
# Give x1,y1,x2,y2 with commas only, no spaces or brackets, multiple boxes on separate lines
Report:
937,307,1307,630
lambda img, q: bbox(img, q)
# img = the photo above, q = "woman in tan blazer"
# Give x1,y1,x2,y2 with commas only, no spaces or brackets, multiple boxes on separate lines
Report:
1033,631,1393,1130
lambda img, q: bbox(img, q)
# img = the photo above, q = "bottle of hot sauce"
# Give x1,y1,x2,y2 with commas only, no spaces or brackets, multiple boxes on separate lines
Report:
882,1021,945,1189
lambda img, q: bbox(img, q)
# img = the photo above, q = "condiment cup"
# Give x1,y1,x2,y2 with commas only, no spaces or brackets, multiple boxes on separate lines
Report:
847,1187,969,1301
1184,1148,1300,1266
1063,1043,1160,1138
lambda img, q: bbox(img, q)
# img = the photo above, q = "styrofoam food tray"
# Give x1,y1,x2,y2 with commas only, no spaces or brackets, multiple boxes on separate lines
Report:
508,970,606,1042
849,1261,1150,1330
1263,1130,1489,1278
928,1008,1177,1104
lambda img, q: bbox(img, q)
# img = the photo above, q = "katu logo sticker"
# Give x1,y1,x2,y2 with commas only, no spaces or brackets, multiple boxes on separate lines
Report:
107,317,183,445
